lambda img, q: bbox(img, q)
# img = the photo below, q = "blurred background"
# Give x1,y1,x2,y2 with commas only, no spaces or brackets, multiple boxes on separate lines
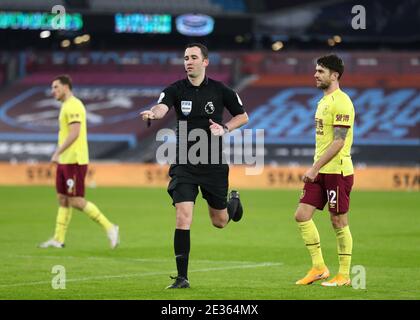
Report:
0,0,418,189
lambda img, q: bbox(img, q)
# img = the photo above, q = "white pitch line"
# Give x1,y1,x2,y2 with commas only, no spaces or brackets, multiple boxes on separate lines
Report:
0,262,282,288
9,254,269,265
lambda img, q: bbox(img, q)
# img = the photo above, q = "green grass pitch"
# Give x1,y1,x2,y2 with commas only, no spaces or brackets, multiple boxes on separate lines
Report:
0,186,419,300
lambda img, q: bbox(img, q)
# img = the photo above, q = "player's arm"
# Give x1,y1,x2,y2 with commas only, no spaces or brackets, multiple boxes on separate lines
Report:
302,126,348,183
140,104,169,121
51,122,81,163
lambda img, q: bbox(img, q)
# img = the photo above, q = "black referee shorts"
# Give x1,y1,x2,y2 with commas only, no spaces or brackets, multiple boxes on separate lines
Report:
167,164,229,210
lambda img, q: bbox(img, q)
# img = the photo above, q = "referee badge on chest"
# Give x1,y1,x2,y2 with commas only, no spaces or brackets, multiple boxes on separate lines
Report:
181,101,192,116
204,101,215,114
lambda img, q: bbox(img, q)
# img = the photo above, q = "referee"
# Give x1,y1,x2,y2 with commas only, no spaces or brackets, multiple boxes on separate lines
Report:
140,43,249,289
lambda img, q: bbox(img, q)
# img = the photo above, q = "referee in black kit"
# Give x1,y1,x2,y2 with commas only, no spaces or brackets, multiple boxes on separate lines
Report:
140,43,249,289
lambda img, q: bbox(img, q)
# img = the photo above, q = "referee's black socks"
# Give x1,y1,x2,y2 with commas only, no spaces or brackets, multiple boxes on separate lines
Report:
174,229,190,279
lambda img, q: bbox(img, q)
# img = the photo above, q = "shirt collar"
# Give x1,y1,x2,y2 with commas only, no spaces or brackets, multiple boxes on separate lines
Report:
185,76,209,88
319,88,341,103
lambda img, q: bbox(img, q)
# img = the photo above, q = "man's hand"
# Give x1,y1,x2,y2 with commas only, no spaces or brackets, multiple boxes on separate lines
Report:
302,167,318,183
51,150,60,164
140,110,156,121
209,119,228,136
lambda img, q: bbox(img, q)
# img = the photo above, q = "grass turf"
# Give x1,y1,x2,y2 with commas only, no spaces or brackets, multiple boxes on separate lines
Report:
0,186,419,300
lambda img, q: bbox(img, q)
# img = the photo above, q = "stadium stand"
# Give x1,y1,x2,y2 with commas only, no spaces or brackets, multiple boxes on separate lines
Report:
305,0,420,38
0,67,4,86
89,0,222,14
0,49,418,166
210,0,246,12
0,0,65,10
0,49,235,162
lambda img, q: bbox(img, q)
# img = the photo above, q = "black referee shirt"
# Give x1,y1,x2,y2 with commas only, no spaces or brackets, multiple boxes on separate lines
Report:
158,76,245,166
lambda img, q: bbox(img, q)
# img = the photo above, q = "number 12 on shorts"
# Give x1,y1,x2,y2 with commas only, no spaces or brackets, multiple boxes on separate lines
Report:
327,189,337,211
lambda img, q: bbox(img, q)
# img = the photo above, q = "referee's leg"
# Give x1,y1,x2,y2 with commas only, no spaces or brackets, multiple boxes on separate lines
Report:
202,186,243,227
165,202,193,289
208,206,229,228
166,181,198,288
172,202,193,285
175,202,194,229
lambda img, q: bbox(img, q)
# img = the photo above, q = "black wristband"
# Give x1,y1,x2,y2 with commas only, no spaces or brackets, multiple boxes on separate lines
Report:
222,124,229,133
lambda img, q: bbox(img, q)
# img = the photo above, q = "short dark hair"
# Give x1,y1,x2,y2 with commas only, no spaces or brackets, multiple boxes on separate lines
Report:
53,74,73,90
316,54,344,79
185,43,209,59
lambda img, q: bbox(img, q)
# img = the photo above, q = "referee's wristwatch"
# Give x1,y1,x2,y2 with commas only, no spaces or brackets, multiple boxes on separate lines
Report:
222,124,230,134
